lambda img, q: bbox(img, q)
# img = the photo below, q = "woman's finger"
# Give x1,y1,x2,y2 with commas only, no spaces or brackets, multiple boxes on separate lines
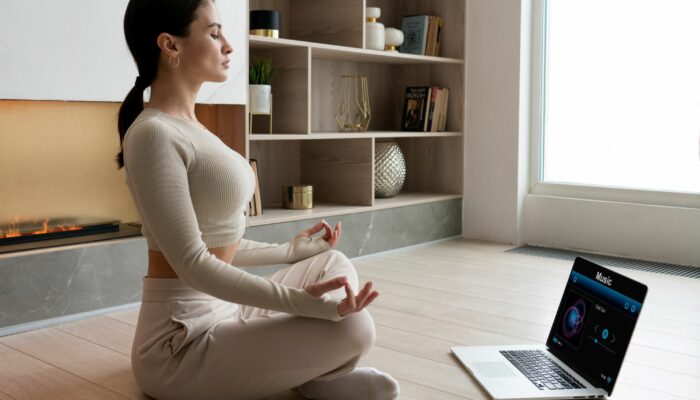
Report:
362,291,380,308
345,282,356,310
357,282,373,308
322,221,332,240
310,221,325,234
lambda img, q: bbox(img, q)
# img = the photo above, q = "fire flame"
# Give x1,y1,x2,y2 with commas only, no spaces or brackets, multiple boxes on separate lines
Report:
0,217,83,239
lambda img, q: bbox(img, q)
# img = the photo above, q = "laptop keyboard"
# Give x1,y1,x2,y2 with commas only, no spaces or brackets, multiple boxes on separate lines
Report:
500,350,586,391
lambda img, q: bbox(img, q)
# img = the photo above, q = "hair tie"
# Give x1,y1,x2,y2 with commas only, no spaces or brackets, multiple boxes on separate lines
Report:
134,75,148,90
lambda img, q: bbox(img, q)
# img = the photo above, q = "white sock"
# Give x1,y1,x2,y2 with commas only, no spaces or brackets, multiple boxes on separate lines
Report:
298,367,400,400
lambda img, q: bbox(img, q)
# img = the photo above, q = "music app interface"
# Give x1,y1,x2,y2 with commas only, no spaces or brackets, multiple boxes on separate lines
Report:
547,258,647,394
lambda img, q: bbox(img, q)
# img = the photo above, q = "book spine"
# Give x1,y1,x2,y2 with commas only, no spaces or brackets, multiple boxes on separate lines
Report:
426,16,436,56
431,88,442,133
419,15,429,55
249,159,262,216
440,88,450,131
424,86,435,132
435,17,444,57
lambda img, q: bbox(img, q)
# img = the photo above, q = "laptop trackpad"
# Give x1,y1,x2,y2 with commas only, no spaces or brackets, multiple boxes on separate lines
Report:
473,362,516,378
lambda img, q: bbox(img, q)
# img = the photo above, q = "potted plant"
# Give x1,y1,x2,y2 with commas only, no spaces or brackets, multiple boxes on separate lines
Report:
249,56,275,115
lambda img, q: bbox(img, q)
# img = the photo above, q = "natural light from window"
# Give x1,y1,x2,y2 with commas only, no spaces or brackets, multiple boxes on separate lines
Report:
543,0,700,193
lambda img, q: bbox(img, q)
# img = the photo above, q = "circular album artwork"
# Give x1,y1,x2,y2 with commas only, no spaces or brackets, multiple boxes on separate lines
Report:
562,298,587,338
558,295,590,347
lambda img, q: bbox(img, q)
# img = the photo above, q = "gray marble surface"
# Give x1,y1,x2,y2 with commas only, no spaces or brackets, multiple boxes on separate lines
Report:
0,199,461,332
0,239,146,331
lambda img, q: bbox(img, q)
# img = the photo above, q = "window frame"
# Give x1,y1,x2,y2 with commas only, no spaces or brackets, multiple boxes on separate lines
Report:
529,0,700,209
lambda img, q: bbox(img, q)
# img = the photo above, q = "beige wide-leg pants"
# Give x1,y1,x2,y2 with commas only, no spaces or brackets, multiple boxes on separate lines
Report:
131,249,377,400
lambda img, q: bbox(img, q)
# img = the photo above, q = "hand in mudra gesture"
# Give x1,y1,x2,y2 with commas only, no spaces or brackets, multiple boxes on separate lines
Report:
299,219,379,317
305,276,380,317
294,218,341,248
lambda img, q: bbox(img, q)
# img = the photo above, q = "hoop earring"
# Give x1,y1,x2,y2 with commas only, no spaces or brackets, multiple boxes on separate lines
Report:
168,55,181,68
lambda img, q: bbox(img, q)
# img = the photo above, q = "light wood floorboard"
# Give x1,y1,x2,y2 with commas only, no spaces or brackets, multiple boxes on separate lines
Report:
0,238,697,399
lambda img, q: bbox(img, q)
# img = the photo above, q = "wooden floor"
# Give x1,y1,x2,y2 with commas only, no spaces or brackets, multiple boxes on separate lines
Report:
0,239,698,399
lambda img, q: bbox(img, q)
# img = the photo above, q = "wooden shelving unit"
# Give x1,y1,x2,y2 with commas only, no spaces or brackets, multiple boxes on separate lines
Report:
242,0,465,227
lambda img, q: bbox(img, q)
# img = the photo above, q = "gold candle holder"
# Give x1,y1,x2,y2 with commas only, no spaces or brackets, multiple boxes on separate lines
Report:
282,185,313,209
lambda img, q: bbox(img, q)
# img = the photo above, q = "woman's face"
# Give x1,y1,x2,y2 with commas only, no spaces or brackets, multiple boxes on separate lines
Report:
177,1,232,83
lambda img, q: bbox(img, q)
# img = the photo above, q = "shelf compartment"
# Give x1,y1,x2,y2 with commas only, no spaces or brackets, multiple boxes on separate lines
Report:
249,46,309,134
249,138,373,212
250,0,363,48
311,61,463,133
250,35,463,65
369,0,466,60
388,136,463,195
301,139,373,206
248,191,462,226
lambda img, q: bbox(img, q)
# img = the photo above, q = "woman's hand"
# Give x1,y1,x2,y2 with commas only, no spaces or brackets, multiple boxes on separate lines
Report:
294,219,341,248
304,276,380,317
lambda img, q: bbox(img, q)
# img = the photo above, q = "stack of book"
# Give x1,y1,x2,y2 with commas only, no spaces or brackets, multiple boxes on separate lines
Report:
400,86,450,132
247,159,263,216
399,15,443,56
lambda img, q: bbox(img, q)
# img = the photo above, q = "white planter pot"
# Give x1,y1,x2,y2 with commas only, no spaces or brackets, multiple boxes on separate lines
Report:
249,84,272,114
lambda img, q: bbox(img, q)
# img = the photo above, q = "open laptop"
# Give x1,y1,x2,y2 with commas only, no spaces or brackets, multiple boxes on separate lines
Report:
451,257,648,399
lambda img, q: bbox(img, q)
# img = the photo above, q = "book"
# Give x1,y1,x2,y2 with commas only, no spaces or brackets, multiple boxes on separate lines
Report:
426,16,438,56
435,17,444,57
424,87,436,131
423,86,437,132
400,15,429,55
439,88,450,131
401,87,431,131
431,87,443,132
249,159,263,216
248,199,255,217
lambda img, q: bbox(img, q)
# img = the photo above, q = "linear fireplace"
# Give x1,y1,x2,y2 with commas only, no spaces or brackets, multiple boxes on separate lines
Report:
0,216,142,254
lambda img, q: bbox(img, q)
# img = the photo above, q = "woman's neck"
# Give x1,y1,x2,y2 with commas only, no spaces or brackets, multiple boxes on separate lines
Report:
147,70,202,122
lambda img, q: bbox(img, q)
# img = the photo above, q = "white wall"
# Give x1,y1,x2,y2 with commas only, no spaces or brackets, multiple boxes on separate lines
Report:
0,0,246,104
463,0,529,244
462,0,700,267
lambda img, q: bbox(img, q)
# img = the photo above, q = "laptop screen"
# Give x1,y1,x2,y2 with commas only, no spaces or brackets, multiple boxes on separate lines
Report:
546,257,648,395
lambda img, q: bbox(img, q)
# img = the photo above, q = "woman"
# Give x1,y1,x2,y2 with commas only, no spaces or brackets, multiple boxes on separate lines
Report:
115,1,400,399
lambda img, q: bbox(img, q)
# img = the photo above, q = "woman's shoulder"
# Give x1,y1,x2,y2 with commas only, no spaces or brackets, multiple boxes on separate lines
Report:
126,110,191,145
123,110,195,160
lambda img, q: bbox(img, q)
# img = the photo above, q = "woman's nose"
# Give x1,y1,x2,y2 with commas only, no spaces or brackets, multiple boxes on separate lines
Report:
222,35,233,55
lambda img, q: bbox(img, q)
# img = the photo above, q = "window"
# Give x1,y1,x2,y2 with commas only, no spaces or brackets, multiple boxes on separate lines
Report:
538,0,700,195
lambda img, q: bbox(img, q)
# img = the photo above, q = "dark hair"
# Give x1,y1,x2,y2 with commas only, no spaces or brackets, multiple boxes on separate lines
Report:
115,0,211,169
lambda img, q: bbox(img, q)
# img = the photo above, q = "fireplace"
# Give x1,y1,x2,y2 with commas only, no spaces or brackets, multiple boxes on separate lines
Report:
0,216,142,254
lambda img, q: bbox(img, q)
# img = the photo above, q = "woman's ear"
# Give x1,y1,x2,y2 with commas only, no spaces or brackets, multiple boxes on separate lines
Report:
156,33,179,56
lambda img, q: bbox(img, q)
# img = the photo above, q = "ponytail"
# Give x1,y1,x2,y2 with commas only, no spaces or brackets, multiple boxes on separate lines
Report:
115,78,150,169
115,0,208,170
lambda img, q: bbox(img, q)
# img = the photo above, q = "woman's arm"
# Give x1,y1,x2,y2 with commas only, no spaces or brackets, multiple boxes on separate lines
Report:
123,119,345,321
231,236,331,267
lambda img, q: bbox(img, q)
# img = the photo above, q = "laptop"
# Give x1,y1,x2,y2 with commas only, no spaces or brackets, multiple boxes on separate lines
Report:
451,257,648,399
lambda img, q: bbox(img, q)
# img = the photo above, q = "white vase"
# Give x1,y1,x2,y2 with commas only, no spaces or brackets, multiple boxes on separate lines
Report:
365,7,385,51
249,84,271,114
384,27,404,52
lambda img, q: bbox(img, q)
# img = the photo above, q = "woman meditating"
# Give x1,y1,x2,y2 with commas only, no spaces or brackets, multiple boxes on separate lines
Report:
115,0,400,399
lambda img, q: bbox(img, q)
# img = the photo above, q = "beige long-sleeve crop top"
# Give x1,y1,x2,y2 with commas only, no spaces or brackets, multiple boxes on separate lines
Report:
122,108,345,321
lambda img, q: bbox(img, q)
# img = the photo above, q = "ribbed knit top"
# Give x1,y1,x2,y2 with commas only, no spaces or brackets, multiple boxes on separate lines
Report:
122,108,344,321
126,108,254,250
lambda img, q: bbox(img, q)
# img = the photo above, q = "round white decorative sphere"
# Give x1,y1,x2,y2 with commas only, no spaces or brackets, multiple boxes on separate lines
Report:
384,27,404,52
366,7,381,19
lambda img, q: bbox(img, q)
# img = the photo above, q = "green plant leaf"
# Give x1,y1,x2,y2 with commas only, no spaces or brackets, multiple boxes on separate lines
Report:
249,56,275,85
